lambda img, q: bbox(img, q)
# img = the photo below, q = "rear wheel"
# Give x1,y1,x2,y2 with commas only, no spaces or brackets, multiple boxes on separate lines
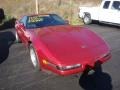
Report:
29,44,41,71
83,13,92,24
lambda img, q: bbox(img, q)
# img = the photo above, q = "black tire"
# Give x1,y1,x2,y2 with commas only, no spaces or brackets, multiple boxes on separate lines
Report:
83,14,92,24
29,44,41,71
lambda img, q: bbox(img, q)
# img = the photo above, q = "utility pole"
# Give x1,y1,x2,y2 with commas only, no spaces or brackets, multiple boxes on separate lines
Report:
58,0,62,7
35,0,39,14
70,0,72,24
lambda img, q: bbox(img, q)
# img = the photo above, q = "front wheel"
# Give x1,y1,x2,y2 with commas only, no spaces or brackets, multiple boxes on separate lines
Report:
29,44,41,71
83,14,92,24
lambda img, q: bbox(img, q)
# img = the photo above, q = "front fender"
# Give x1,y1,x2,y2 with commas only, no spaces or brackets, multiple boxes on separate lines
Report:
30,36,60,68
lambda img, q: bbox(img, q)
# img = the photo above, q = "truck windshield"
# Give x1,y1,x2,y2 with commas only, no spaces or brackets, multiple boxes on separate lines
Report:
111,1,120,10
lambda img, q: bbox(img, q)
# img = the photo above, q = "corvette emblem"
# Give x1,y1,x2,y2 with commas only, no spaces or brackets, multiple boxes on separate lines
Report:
81,45,87,48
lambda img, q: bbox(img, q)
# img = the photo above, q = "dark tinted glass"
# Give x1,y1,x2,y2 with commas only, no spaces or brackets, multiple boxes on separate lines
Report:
26,14,66,29
103,1,110,9
111,1,120,10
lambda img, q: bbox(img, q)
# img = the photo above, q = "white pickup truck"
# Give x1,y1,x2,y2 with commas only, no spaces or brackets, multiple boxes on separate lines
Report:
79,0,120,26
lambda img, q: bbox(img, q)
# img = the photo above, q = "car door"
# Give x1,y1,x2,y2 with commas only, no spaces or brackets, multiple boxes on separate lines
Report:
99,0,111,22
108,1,120,24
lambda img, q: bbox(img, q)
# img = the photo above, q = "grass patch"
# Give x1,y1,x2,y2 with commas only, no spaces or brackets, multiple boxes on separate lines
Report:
1,0,101,26
71,17,84,25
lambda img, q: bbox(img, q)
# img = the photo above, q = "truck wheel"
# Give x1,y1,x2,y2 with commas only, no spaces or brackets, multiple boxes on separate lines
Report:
83,14,92,24
29,44,41,71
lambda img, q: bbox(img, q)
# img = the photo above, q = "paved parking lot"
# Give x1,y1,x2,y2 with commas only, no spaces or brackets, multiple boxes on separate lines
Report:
0,24,120,90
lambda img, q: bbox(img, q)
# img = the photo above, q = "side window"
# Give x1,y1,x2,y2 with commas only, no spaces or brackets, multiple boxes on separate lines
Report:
111,1,120,10
103,1,110,9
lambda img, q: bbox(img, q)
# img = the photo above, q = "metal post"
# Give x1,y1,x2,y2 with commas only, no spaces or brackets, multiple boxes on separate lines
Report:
35,0,39,14
70,0,72,24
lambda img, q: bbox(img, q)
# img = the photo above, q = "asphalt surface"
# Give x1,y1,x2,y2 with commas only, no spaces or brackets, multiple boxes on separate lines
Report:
0,24,120,90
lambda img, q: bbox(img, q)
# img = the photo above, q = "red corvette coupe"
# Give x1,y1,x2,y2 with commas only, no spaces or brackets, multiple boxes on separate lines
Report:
15,14,111,76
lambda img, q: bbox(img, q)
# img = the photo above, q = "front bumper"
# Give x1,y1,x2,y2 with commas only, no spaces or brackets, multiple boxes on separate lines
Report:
43,53,112,76
55,65,85,76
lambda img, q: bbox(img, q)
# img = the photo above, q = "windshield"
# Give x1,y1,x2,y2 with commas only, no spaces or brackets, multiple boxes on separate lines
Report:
111,1,120,10
26,14,66,29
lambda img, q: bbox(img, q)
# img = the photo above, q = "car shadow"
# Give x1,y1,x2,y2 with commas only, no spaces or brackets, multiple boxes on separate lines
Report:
0,8,16,30
0,18,16,30
0,8,5,24
0,31,15,64
79,66,113,90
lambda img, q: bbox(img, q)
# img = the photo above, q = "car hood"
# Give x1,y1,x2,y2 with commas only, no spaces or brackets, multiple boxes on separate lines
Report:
34,25,110,66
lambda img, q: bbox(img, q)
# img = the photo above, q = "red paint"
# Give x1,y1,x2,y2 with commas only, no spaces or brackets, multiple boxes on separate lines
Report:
15,14,111,76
